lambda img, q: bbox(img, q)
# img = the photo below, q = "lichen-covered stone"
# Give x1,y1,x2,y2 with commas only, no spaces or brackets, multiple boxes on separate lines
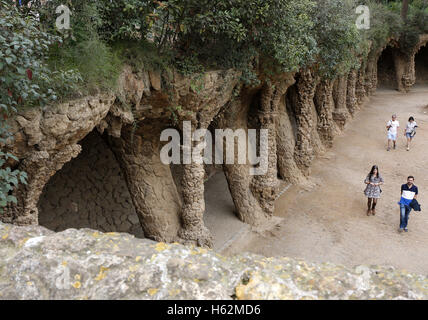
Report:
0,222,426,300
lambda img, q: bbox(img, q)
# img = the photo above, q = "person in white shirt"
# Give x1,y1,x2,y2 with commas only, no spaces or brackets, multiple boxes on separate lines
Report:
404,116,418,151
386,114,399,151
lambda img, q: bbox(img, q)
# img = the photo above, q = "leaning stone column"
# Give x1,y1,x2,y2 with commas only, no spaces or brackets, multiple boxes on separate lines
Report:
223,161,269,225
277,104,306,183
250,78,291,216
346,69,358,116
276,74,307,183
356,64,367,106
178,120,213,247
393,50,416,92
292,69,323,174
109,123,182,243
364,55,379,96
332,74,350,130
3,144,81,225
218,97,270,226
314,79,335,147
250,111,277,215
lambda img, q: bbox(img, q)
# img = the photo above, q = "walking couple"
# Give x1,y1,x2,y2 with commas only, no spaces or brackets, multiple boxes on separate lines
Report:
386,114,418,151
364,166,421,232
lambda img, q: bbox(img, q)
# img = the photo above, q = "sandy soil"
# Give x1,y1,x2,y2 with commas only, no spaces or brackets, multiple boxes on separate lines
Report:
223,86,428,275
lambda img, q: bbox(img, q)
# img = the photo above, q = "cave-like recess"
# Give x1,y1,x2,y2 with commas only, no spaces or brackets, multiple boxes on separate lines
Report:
37,129,144,238
415,44,428,85
377,46,398,89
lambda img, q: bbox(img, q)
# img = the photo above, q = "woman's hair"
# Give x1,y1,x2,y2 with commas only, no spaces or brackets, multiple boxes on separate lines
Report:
369,165,379,178
409,116,415,121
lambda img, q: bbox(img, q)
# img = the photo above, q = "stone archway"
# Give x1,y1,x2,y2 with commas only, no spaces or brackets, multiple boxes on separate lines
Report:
38,129,144,237
377,46,398,90
415,43,428,85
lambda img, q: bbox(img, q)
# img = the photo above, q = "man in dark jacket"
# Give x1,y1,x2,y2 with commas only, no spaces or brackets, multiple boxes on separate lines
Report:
398,176,420,232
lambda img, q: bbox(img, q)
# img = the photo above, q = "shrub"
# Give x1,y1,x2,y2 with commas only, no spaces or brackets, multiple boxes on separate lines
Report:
0,0,78,111
26,0,121,95
149,0,317,81
0,122,27,213
365,0,402,53
313,0,364,79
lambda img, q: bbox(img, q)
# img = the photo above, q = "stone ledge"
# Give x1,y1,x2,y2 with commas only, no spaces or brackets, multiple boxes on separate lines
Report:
0,222,426,300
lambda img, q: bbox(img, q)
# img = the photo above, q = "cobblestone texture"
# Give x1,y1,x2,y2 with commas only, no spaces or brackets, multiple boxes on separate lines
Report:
38,131,143,238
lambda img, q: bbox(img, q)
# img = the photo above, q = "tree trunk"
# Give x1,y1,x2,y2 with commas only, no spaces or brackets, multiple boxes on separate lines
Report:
401,0,409,21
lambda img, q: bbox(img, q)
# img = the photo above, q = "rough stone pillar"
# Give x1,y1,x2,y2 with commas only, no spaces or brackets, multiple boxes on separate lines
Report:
346,69,358,116
3,145,81,225
178,121,213,247
314,79,335,147
109,123,182,243
356,64,367,106
364,56,379,96
218,96,270,226
393,50,415,92
250,82,282,216
223,164,270,225
292,69,323,174
275,74,308,184
332,74,350,130
276,108,306,183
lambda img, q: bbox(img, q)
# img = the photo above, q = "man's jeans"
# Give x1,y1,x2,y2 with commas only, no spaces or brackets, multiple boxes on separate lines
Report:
400,204,412,229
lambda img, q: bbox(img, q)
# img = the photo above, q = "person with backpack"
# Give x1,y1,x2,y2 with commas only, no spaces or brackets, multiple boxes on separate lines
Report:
398,176,419,232
364,165,384,216
404,116,418,151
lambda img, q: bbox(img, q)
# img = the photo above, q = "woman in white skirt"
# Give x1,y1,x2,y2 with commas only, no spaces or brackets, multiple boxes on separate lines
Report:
404,116,418,151
364,165,384,216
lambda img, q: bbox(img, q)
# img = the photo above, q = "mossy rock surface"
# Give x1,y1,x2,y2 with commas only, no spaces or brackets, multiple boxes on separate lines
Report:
0,222,426,300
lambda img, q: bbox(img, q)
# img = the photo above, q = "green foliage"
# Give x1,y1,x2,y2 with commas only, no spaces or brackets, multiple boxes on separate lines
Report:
250,0,318,74
7,0,424,94
190,74,205,94
0,0,79,111
55,2,119,94
48,38,120,95
111,40,172,72
0,122,27,212
364,0,402,53
148,0,317,82
97,0,156,42
410,0,428,33
399,0,428,51
168,105,183,126
11,0,420,90
0,0,60,211
313,0,363,79
26,0,121,95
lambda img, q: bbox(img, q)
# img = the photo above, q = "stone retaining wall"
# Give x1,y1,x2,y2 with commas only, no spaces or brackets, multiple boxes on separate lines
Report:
0,222,426,300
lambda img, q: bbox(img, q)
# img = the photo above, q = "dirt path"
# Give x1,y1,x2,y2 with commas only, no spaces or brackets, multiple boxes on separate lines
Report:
223,86,428,275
